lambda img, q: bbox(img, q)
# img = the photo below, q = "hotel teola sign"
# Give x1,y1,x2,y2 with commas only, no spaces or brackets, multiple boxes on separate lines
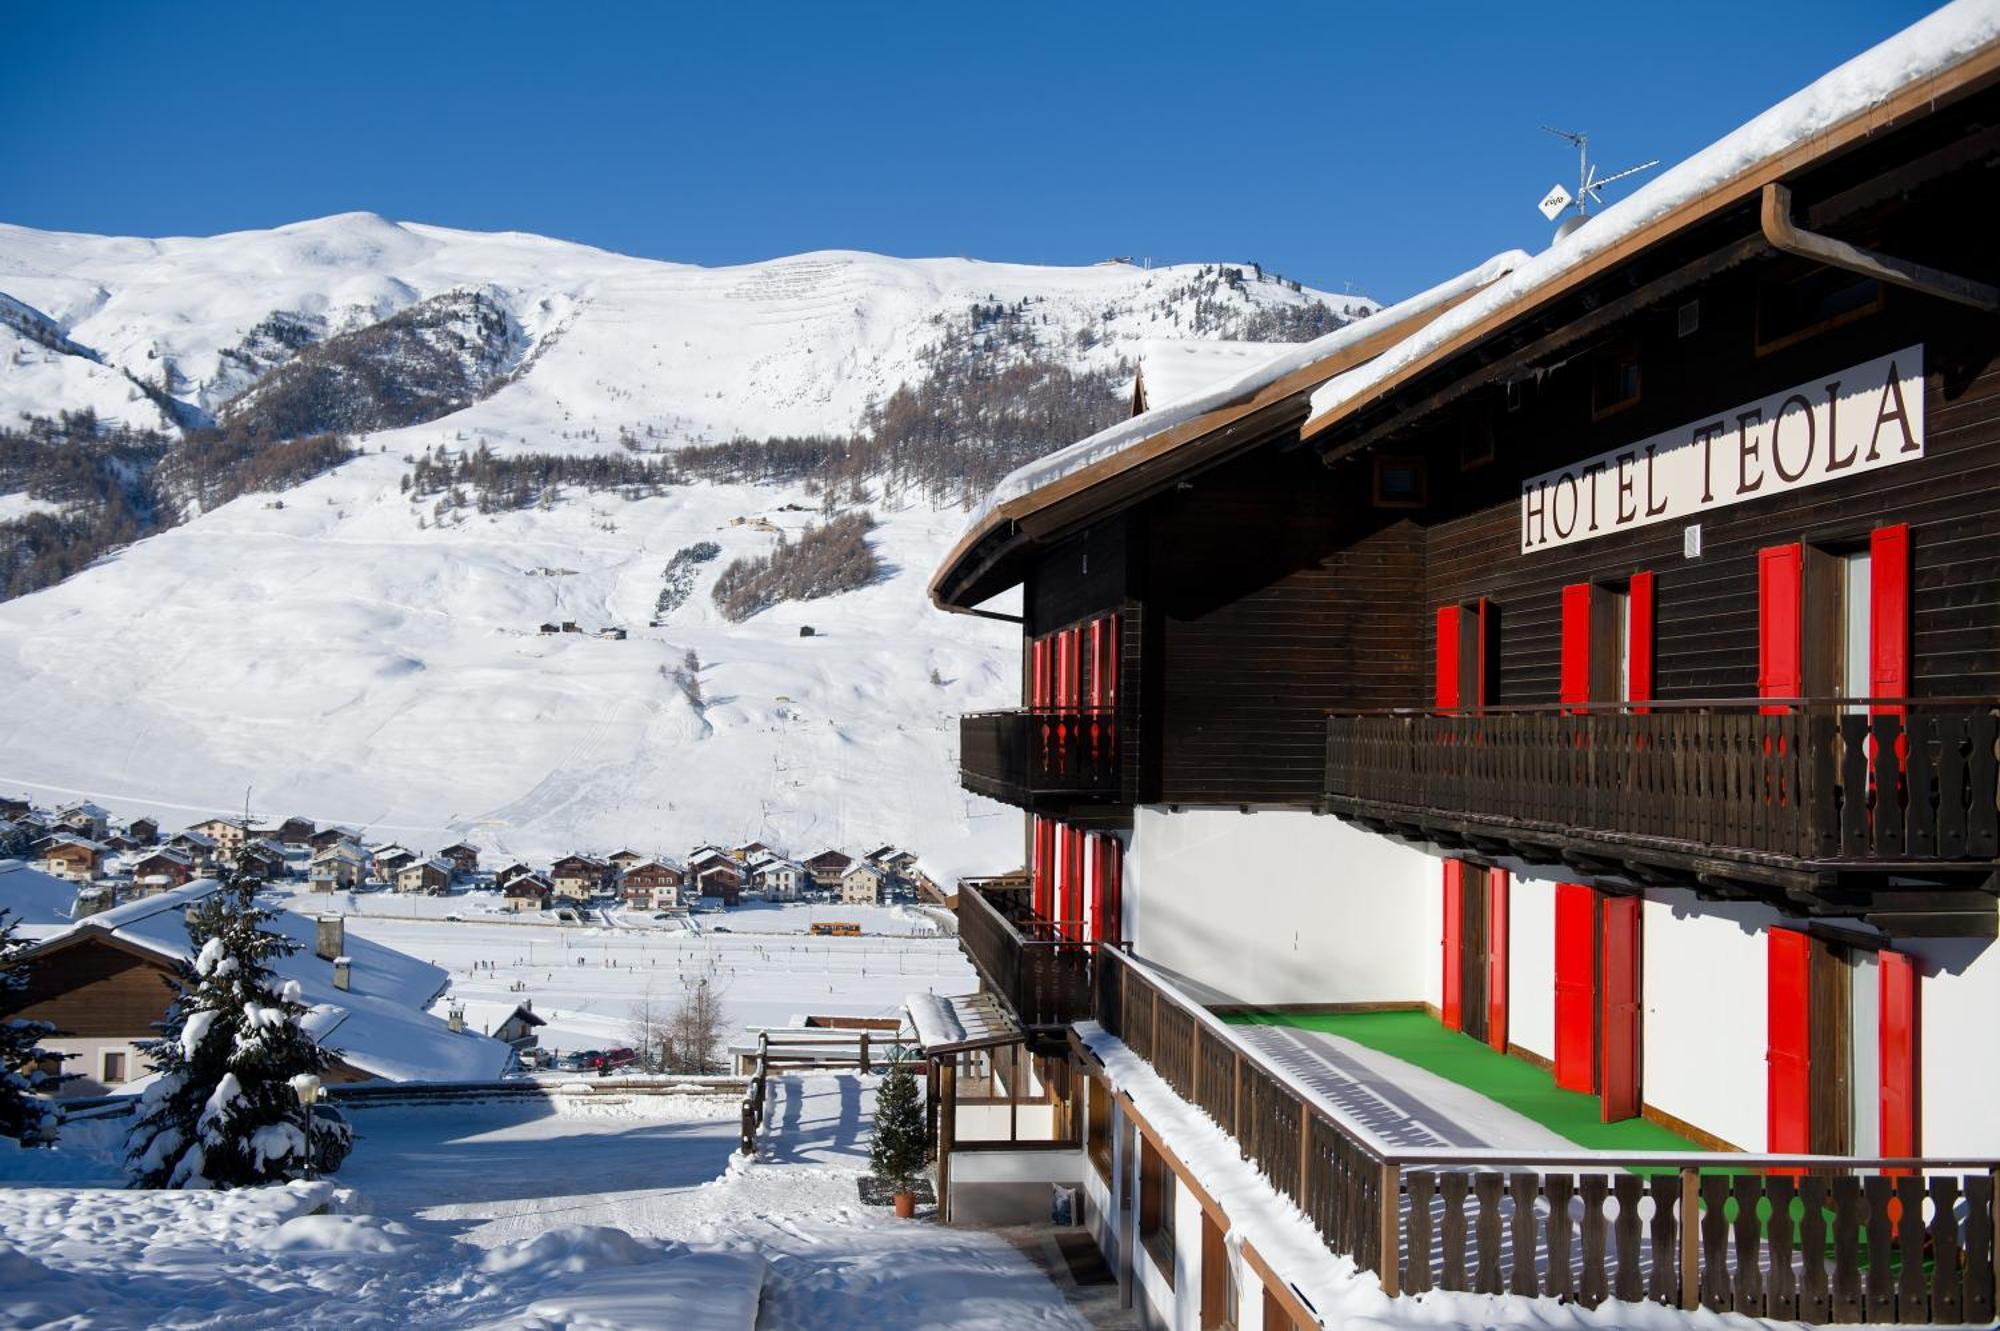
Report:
1521,345,1924,553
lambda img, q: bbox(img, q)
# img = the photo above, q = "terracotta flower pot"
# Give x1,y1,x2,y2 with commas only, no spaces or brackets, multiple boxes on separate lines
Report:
893,1191,917,1218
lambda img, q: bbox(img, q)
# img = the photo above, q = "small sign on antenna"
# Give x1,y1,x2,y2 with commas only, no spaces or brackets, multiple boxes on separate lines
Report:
1537,183,1573,222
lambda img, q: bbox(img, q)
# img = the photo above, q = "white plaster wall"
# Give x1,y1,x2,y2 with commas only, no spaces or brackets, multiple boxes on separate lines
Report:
1422,860,1443,1013
1126,807,1433,1006
1642,892,1776,1150
1900,934,2000,1156
1508,873,1557,1062
946,1148,1082,1184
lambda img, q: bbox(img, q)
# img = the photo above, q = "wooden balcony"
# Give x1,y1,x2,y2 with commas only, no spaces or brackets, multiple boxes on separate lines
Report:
1092,946,2000,1324
955,881,1097,1039
958,707,1120,811
1324,700,2000,933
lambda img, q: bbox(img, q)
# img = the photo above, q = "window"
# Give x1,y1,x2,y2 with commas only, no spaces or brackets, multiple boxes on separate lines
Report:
1590,342,1642,419
1200,1210,1232,1329
103,1050,127,1083
1139,1136,1176,1286
1086,1075,1112,1182
1371,455,1428,508
1756,268,1884,355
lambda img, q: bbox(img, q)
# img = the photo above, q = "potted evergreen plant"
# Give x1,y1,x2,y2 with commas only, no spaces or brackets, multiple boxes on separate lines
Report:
869,1060,929,1218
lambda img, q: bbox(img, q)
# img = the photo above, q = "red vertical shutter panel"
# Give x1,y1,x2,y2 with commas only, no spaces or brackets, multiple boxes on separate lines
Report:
1560,583,1593,709
1759,544,1804,714
1870,525,1910,717
1440,861,1464,1030
1064,822,1085,943
1486,869,1509,1053
1091,835,1123,947
1879,949,1920,1161
1031,815,1053,921
1628,571,1656,710
1435,606,1462,710
1767,927,1813,1152
1599,896,1641,1122
1553,883,1596,1092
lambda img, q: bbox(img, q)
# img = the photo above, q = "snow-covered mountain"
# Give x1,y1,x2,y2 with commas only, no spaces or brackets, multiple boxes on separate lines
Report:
0,214,1373,880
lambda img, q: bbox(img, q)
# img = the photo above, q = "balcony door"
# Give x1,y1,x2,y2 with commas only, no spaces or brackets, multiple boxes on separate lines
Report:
1442,861,1507,1050
1435,599,1493,710
1560,574,1655,708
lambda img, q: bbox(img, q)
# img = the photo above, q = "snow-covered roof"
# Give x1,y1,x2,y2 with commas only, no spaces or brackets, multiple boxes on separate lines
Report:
447,998,547,1037
170,830,217,848
1302,1,2000,439
30,881,512,1083
1131,338,1296,415
0,860,84,939
902,990,1019,1053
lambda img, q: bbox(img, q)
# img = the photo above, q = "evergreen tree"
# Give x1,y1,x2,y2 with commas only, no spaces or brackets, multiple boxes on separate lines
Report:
124,875,353,1188
867,1060,930,1197
0,910,66,1145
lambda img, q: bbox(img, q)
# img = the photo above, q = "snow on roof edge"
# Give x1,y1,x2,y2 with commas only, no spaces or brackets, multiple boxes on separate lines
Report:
1304,0,2000,432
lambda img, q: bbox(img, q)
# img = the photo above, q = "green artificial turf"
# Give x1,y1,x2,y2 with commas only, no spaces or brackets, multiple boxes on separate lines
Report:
1223,1009,1707,1154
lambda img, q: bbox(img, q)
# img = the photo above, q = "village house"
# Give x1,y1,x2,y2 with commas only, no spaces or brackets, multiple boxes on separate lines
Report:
166,829,219,872
619,860,685,911
236,841,289,881
38,837,103,884
123,817,159,847
373,846,417,880
308,841,367,891
606,849,646,874
494,861,536,889
750,855,803,902
731,840,771,864
803,849,853,889
128,848,195,895
550,854,607,901
456,999,546,1052
838,862,885,907
0,796,32,823
268,816,317,848
55,802,111,841
187,817,248,857
395,857,452,895
921,21,2000,1328
438,842,480,878
693,858,745,906
0,885,512,1095
503,873,553,912
309,826,360,852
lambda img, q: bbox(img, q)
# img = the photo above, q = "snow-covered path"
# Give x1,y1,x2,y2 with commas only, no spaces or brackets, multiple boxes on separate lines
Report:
0,1077,1085,1330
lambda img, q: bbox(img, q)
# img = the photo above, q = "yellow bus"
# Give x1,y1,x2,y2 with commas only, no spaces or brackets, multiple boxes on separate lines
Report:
809,921,862,937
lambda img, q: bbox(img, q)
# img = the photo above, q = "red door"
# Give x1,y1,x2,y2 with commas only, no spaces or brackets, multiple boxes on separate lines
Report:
1485,869,1510,1053
1758,544,1804,713
1440,861,1464,1030
1870,525,1910,716
1436,606,1462,710
1767,928,1813,1152
1878,949,1920,1160
1628,572,1656,709
1599,895,1642,1121
1553,883,1597,1092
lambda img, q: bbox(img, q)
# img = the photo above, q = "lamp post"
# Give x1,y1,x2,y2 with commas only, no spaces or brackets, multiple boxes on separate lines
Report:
289,1073,322,1181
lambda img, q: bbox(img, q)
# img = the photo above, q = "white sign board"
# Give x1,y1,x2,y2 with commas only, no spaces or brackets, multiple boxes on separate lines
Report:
1537,183,1573,221
1520,345,1924,553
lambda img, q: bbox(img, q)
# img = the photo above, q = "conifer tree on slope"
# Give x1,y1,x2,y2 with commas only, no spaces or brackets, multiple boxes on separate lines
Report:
0,909,66,1144
868,1059,930,1199
125,875,353,1188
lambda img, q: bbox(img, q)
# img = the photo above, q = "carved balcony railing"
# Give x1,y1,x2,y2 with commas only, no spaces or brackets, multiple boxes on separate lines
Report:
1324,699,2000,904
959,707,1120,809
956,880,1098,1033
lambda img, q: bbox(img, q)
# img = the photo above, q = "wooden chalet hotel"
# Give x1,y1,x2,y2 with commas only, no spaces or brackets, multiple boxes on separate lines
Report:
913,7,2000,1330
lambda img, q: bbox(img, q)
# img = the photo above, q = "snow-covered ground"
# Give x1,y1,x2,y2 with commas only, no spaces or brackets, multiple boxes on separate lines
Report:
0,1076,1087,1330
300,898,976,1054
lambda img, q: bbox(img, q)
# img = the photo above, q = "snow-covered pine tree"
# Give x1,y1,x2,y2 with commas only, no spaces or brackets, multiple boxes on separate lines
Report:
867,1060,929,1201
124,874,353,1188
0,909,66,1145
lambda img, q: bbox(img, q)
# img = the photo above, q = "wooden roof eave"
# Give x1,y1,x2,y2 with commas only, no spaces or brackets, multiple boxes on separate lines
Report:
1297,36,2000,455
928,282,1496,611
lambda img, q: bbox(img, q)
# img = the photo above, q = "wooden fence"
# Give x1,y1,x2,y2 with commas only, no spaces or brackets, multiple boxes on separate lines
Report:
1094,947,1999,1323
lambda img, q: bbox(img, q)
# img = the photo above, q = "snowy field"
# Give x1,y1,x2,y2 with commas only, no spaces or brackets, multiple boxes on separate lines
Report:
0,1076,1086,1330
309,899,978,1054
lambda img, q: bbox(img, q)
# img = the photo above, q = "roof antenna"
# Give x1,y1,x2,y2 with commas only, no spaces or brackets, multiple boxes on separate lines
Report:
1537,126,1658,242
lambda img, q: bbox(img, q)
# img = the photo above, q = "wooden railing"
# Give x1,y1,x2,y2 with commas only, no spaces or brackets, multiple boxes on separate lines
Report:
1324,699,2000,866
1094,947,2000,1323
957,882,1097,1030
959,707,1120,804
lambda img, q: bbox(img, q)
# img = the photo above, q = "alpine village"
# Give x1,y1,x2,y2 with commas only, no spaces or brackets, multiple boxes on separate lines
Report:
4,7,2000,1331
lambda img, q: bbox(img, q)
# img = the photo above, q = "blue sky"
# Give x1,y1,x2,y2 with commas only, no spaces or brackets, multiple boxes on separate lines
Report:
3,1,1940,301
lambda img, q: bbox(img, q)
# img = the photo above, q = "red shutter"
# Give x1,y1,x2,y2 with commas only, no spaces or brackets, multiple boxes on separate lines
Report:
1091,835,1123,947
1758,544,1804,714
1030,636,1051,708
1561,582,1593,709
1599,895,1642,1122
1628,572,1656,710
1032,816,1055,921
1064,822,1085,943
1435,606,1462,710
1879,949,1920,1162
1031,636,1053,775
1440,861,1464,1030
1553,883,1596,1092
1486,869,1509,1053
1870,525,1910,717
1767,927,1813,1152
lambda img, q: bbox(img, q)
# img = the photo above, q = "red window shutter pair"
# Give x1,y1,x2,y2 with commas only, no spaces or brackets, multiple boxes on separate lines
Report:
1436,600,1494,709
1560,575,1656,708
1759,528,1910,710
1440,860,1464,1030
